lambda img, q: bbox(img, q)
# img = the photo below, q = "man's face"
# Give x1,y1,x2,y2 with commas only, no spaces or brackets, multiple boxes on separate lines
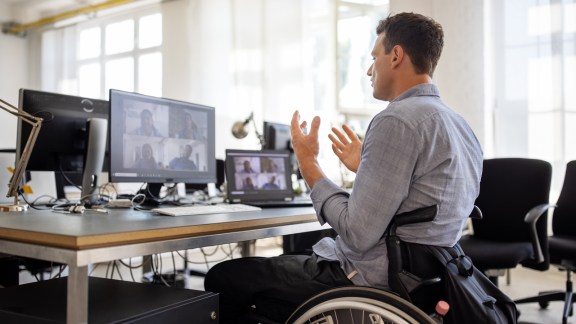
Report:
182,145,192,158
367,33,393,101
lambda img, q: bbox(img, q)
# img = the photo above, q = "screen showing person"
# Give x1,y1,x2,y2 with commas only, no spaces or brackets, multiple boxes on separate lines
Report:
233,157,259,190
258,156,286,190
241,176,256,190
168,144,198,170
261,175,281,190
109,89,216,188
132,143,158,169
236,158,259,174
125,101,168,138
171,111,204,140
231,155,289,191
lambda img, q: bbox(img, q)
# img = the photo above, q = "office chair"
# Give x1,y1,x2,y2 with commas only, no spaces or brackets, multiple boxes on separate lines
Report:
459,158,553,285
515,160,576,324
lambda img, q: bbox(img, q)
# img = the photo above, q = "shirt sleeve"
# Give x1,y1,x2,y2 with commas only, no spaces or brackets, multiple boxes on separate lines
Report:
311,115,419,253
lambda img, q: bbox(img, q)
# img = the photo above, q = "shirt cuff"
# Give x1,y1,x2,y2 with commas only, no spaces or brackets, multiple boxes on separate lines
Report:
310,178,350,225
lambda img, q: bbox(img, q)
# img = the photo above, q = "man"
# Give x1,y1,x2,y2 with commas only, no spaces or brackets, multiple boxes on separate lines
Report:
261,176,280,190
205,12,483,323
239,160,256,173
168,144,198,170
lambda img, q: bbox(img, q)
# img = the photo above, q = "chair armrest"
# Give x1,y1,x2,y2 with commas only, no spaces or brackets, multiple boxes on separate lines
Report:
469,205,483,219
524,203,556,263
394,205,438,227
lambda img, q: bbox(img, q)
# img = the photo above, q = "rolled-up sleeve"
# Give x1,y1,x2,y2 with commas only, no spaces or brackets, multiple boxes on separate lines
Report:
311,115,419,253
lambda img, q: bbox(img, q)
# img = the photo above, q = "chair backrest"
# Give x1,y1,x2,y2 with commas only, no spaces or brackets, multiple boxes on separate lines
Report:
553,160,576,237
472,158,551,251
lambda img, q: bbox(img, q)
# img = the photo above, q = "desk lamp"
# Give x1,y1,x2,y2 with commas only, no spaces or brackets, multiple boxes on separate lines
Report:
231,112,266,147
0,98,42,212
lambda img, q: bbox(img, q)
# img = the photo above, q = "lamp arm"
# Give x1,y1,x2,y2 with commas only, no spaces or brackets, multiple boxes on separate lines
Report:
0,98,43,202
251,115,266,148
0,98,39,125
8,119,42,199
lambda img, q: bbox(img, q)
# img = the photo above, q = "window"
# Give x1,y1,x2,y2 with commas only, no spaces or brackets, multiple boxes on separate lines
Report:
43,7,163,99
336,1,388,135
80,11,162,98
491,0,576,190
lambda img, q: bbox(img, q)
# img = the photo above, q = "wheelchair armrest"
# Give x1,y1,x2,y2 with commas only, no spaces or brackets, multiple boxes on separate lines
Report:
394,205,438,227
469,205,482,219
524,203,556,263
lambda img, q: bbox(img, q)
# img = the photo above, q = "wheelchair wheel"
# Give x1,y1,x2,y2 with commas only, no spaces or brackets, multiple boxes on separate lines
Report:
286,286,435,324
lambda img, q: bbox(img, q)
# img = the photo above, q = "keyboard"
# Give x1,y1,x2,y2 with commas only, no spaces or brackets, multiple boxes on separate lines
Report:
151,204,262,217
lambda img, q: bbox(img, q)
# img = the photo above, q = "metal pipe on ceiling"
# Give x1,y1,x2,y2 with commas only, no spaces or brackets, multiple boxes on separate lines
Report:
2,0,136,36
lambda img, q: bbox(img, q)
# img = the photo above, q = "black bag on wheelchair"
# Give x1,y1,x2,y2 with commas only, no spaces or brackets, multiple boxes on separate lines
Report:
422,244,518,323
386,205,518,323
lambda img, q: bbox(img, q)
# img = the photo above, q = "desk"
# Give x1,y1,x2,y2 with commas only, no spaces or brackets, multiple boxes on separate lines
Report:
0,207,324,323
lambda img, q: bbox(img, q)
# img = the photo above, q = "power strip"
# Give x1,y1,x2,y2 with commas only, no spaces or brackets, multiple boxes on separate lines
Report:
106,199,133,208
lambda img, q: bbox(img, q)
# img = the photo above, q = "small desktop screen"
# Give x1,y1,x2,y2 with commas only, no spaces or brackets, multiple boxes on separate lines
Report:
108,89,216,193
263,121,300,176
17,89,110,199
263,121,292,151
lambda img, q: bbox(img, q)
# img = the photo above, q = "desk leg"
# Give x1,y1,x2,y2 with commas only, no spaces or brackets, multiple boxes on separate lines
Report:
239,240,256,257
67,265,88,324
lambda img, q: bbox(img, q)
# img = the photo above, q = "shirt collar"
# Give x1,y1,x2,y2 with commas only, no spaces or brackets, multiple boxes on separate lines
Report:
390,83,440,103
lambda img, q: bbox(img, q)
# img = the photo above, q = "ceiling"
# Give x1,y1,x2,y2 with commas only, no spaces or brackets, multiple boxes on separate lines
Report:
1,0,96,23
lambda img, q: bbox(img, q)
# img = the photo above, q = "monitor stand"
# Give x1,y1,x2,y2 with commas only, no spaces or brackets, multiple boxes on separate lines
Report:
138,183,163,207
54,172,82,200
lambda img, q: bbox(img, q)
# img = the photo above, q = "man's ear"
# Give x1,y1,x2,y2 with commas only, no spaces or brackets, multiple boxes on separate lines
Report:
391,45,404,68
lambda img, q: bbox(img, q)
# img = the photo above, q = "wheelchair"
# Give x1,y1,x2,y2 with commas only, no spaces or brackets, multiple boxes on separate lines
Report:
249,205,455,324
286,286,436,324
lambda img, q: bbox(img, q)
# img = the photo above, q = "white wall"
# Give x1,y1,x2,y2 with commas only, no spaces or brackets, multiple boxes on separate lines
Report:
0,3,29,149
162,0,335,162
390,0,486,148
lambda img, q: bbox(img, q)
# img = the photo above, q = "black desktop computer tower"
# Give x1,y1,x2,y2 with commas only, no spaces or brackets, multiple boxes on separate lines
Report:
0,277,218,323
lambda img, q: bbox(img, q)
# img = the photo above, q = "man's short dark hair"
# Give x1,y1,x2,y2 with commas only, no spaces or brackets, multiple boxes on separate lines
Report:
376,12,444,77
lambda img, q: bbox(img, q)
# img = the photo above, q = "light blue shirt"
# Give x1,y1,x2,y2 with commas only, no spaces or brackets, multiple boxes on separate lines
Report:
311,83,483,289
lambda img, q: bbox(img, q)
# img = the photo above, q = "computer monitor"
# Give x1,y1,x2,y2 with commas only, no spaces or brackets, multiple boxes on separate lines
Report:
108,89,216,205
17,89,109,202
263,121,292,151
262,121,301,177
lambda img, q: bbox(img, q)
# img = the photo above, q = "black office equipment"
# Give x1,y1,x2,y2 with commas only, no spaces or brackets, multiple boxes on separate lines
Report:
186,159,225,194
17,89,110,200
109,89,216,206
0,277,219,323
262,121,291,151
515,160,576,324
224,149,312,208
459,158,553,285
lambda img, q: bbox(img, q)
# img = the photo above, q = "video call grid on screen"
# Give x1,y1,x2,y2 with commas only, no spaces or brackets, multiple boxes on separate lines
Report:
109,89,216,184
227,151,292,194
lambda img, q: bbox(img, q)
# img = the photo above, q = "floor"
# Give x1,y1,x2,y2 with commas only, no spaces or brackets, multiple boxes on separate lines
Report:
16,237,572,324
